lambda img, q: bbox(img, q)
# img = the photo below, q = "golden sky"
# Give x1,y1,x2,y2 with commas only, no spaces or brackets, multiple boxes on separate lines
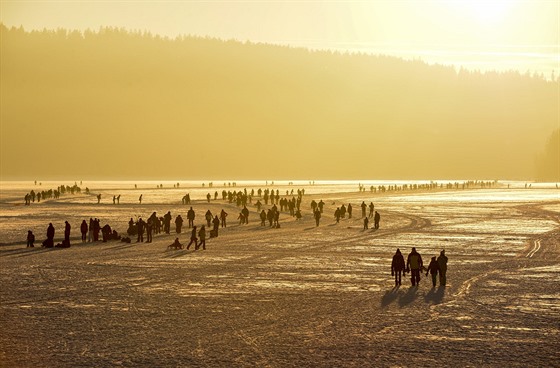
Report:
1,0,559,75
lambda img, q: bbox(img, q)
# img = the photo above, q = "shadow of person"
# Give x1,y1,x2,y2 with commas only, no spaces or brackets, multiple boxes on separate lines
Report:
398,286,419,307
424,286,445,305
381,285,400,308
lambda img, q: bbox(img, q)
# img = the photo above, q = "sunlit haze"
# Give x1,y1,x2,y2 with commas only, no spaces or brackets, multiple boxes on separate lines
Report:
2,1,558,75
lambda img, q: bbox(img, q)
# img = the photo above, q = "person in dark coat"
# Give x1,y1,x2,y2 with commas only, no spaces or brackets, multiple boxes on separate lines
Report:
212,215,220,237
220,209,228,228
426,256,440,287
437,250,448,286
374,211,381,229
175,215,184,234
205,210,213,227
406,247,423,286
187,226,198,250
187,207,196,228
43,223,55,248
198,225,206,250
136,218,145,243
363,216,369,230
314,208,321,227
64,221,71,246
146,219,153,243
80,220,88,243
27,230,35,248
391,249,406,285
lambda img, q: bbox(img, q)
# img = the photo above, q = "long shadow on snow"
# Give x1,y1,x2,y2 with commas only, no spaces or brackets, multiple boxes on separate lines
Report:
424,286,446,305
398,286,419,307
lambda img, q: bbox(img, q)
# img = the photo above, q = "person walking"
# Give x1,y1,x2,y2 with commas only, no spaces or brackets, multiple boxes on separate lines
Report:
391,248,406,285
406,247,423,286
64,221,71,246
80,220,88,243
220,209,228,228
437,250,448,286
426,256,440,287
175,215,184,234
374,211,381,229
187,207,195,228
187,226,198,250
198,225,206,250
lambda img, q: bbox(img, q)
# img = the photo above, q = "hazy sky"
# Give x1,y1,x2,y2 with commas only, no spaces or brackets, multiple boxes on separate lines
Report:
1,0,559,75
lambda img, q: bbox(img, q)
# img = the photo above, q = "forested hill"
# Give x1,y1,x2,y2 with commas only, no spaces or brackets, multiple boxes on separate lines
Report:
1,25,558,180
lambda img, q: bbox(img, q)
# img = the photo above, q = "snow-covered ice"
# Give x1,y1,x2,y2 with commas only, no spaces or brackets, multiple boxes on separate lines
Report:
1,181,559,367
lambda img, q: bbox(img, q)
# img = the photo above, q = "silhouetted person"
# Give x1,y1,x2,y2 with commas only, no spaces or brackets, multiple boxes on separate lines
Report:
361,201,367,218
241,206,249,224
169,237,183,250
139,194,143,204
175,215,184,234
374,211,380,229
314,208,321,227
437,250,448,286
146,219,153,243
334,208,341,223
80,220,88,243
347,203,353,218
260,210,267,226
318,200,325,213
426,256,440,287
220,209,228,228
27,230,35,247
212,215,220,237
187,226,198,250
64,221,71,246
187,207,195,228
205,210,213,227
136,218,145,242
207,193,211,203
406,247,423,286
391,248,406,285
256,200,262,212
369,202,374,218
43,223,55,248
117,195,121,204
97,194,101,204
88,218,94,242
198,226,206,250
113,195,116,204
363,216,369,230
164,211,172,234
340,204,346,218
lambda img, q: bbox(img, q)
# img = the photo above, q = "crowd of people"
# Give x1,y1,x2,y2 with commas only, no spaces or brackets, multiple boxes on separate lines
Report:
23,183,458,287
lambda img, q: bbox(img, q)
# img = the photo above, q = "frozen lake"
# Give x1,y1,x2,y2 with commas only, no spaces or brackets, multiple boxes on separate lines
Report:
1,180,559,366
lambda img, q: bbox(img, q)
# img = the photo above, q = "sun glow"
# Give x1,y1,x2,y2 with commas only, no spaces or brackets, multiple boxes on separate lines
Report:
449,0,515,25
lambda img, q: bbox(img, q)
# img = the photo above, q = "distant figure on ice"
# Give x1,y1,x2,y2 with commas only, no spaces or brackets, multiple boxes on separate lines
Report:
97,194,101,204
374,211,381,229
406,247,423,286
260,210,267,226
426,256,440,287
212,215,220,237
347,203,353,218
369,202,375,218
63,221,71,247
43,223,55,248
205,210,213,227
198,225,206,250
220,209,228,228
361,201,367,218
391,248,405,285
27,230,35,248
314,208,321,227
139,194,143,204
242,206,249,224
318,200,325,213
80,220,88,243
168,237,183,250
146,219,153,243
136,218,145,243
175,215,184,234
187,226,198,250
187,207,195,228
117,195,121,204
334,208,341,223
207,193,211,203
363,216,369,230
437,250,448,286
164,211,172,234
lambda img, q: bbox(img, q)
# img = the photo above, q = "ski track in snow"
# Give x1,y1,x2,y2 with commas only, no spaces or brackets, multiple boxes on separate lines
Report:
1,187,559,367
